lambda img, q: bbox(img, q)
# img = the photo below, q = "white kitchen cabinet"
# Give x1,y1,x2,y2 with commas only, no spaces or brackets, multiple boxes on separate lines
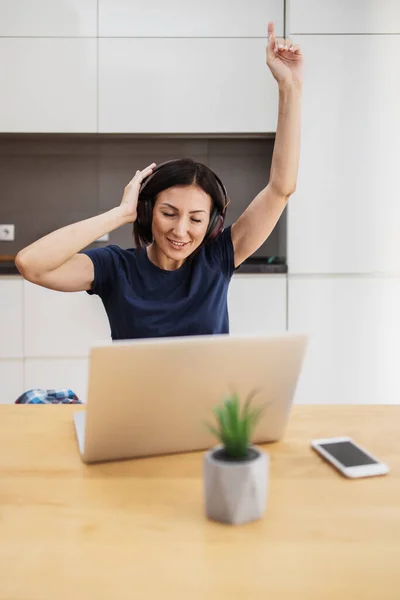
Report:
288,34,400,274
23,275,286,356
0,359,24,404
289,0,400,34
24,358,89,403
0,0,97,37
24,281,110,359
0,38,97,133
288,276,400,405
228,274,287,335
0,277,23,359
98,38,277,133
99,0,283,37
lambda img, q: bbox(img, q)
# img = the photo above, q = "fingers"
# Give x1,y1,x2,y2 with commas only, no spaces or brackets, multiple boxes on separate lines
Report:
267,21,275,47
275,37,301,54
141,162,156,176
267,21,276,58
267,21,301,55
129,163,156,185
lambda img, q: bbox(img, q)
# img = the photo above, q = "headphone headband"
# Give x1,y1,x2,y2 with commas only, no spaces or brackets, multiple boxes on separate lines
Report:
140,159,228,206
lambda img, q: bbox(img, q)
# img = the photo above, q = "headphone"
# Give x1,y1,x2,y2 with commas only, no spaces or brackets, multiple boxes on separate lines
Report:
136,160,230,244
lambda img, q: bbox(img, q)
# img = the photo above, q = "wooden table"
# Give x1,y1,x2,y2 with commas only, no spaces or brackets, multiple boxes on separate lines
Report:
0,405,399,600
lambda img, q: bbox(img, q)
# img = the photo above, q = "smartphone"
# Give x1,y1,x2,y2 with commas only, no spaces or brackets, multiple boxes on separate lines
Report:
311,436,389,478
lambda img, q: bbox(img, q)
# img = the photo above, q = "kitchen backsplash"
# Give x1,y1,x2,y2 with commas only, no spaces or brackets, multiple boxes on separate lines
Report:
0,134,284,260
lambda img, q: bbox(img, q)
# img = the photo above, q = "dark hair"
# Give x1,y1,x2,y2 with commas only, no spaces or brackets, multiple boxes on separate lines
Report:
133,158,229,249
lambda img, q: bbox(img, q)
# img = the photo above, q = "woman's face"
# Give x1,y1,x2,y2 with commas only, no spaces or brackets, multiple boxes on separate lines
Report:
150,184,212,269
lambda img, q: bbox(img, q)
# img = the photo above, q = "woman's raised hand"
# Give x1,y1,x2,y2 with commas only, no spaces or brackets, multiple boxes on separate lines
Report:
119,162,156,222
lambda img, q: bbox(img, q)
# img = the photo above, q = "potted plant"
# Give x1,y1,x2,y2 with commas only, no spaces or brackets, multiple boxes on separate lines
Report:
203,390,269,525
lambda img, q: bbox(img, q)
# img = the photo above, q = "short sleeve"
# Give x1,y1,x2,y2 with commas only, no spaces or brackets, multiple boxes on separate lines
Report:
205,225,237,278
80,245,120,297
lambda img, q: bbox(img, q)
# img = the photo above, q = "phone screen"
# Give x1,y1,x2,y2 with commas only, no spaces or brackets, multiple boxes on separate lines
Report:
320,441,378,467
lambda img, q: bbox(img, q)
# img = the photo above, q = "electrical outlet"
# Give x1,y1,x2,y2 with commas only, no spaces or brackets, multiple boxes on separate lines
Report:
0,224,15,241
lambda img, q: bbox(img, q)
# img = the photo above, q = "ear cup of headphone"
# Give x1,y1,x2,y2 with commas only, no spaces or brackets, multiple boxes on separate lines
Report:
207,213,224,240
136,199,145,224
136,196,152,226
136,168,161,226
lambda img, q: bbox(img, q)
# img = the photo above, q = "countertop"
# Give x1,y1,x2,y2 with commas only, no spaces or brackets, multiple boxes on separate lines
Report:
0,255,287,275
0,255,19,275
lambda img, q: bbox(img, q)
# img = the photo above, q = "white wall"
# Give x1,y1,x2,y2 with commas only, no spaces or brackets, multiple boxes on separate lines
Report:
287,0,400,404
288,0,400,34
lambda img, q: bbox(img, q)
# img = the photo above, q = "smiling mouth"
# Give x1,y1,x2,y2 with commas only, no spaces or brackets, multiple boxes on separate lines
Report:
167,238,190,248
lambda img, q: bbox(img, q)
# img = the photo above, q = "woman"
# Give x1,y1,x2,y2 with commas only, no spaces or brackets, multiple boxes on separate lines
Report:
16,22,303,341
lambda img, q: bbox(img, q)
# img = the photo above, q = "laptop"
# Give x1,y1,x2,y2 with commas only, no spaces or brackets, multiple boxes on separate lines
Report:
73,332,308,463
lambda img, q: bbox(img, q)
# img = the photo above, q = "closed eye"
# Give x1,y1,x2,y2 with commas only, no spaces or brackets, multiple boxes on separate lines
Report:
161,211,202,224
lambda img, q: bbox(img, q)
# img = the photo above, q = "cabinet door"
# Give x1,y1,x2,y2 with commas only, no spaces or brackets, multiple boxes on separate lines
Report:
99,0,283,37
288,276,400,404
24,282,110,359
0,360,24,404
0,0,97,36
98,38,277,133
0,39,97,133
289,0,400,34
0,278,23,359
24,358,89,403
228,275,287,335
287,35,400,274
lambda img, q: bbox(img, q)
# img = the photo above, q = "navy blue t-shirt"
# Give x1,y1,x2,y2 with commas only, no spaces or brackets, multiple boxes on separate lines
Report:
82,226,236,340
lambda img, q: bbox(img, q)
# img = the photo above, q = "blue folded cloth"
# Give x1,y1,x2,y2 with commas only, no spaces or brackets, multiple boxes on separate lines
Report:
15,389,82,404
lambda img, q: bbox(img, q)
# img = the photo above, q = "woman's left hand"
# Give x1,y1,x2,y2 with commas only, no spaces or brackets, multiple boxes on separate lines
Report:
266,21,303,87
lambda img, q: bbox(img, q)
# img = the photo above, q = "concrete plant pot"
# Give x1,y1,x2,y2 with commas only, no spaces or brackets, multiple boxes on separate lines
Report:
203,445,269,525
